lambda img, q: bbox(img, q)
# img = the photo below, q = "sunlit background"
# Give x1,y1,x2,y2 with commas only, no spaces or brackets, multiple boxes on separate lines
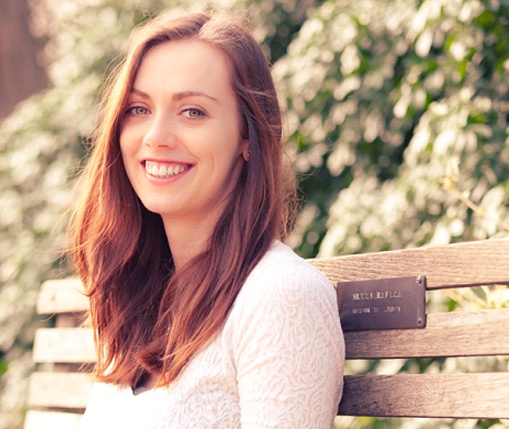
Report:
1,0,508,428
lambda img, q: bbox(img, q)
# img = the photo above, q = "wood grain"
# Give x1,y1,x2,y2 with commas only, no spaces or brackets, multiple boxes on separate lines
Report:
344,308,509,359
37,278,89,314
310,238,509,289
24,410,82,429
33,328,95,364
339,372,509,418
27,372,93,409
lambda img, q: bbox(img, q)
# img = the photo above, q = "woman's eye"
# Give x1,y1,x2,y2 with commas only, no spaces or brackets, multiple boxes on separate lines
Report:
126,106,149,116
183,108,205,118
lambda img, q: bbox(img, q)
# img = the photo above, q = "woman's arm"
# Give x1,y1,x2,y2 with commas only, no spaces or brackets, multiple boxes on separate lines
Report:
232,259,345,429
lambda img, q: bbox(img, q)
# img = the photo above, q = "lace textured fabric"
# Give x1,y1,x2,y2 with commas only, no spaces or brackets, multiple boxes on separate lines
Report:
81,241,345,429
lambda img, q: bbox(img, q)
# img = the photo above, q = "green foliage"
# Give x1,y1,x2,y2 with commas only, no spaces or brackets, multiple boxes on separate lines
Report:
0,354,6,377
277,0,509,258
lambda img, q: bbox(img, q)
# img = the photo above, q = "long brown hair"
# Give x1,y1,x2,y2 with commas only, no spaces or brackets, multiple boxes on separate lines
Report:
69,11,295,387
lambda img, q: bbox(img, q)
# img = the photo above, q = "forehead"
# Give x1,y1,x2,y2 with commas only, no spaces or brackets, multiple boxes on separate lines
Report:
132,39,234,95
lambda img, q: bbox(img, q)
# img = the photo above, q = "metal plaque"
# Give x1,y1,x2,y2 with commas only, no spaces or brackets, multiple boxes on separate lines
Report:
336,276,427,331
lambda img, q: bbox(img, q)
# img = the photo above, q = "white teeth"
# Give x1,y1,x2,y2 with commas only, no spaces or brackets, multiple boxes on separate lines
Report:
145,161,188,178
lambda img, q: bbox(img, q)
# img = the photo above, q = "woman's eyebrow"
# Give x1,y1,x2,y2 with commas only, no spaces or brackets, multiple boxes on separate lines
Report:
129,87,219,103
172,90,219,103
130,87,150,99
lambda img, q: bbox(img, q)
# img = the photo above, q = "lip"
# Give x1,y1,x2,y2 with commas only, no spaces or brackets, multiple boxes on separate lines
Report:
141,158,194,181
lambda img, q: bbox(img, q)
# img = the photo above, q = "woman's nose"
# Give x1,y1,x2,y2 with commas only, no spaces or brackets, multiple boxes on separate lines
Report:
143,117,177,148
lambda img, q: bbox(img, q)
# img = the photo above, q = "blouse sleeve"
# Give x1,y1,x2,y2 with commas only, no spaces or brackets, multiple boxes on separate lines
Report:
228,258,345,429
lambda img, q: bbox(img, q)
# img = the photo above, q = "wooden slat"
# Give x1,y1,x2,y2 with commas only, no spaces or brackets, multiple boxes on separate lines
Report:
338,372,509,418
24,410,82,429
37,278,88,315
311,238,509,289
33,328,95,364
344,308,509,359
27,372,93,409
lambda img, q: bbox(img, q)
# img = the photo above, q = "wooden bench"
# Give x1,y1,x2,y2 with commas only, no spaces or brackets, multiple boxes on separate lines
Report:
24,238,509,428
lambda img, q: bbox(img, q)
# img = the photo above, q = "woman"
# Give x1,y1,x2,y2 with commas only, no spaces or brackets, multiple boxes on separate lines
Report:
70,10,344,429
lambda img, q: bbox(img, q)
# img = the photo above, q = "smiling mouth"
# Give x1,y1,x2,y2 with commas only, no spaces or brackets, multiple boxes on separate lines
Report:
145,161,191,179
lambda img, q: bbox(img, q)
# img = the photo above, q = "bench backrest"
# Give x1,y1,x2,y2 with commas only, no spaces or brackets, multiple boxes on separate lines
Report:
24,278,92,429
312,238,509,420
24,238,509,428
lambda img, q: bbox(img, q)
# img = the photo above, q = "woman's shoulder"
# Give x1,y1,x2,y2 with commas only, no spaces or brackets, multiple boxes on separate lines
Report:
249,240,331,287
223,240,343,363
234,240,336,309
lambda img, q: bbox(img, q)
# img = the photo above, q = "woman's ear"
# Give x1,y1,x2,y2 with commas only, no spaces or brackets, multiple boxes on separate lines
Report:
241,138,250,162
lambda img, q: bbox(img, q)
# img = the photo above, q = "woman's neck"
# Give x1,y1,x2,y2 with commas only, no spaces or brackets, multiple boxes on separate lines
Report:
162,216,214,272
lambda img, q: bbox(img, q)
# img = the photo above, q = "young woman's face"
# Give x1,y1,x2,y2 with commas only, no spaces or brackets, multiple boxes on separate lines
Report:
120,39,248,228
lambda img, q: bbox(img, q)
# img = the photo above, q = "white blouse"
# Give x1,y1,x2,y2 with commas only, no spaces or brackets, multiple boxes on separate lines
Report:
80,241,344,429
